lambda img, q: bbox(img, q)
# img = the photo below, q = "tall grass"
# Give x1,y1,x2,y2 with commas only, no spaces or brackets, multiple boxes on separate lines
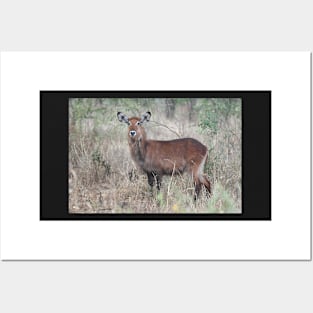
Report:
69,98,241,214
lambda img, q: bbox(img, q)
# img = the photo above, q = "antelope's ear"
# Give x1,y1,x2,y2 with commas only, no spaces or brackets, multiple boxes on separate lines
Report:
117,112,129,124
139,111,151,124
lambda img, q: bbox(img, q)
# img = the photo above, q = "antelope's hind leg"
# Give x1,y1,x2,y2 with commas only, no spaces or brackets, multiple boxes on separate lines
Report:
200,175,211,197
194,178,202,201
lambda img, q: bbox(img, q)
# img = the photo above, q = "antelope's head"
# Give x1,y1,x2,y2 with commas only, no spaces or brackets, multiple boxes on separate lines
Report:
117,111,151,142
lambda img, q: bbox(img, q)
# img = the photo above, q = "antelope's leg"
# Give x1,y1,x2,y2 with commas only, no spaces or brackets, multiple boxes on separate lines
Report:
156,175,162,191
200,175,211,196
147,172,155,190
194,178,201,201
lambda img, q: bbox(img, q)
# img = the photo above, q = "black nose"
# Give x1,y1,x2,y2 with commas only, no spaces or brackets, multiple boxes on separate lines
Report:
130,130,136,137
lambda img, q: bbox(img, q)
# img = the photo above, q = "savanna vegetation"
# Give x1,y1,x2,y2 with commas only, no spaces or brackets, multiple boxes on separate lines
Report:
69,98,241,214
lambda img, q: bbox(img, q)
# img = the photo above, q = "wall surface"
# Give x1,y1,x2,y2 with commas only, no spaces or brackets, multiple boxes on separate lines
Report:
0,1,312,312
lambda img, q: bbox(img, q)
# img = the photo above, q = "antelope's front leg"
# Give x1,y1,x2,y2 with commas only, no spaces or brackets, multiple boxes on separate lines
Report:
147,172,155,193
156,174,162,191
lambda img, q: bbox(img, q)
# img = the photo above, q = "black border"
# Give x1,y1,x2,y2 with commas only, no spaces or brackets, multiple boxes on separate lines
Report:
40,91,271,220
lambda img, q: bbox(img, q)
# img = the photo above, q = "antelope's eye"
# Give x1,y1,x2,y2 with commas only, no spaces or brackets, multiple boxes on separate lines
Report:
136,121,141,126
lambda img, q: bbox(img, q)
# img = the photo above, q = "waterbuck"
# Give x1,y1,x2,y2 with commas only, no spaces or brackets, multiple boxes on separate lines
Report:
117,111,211,199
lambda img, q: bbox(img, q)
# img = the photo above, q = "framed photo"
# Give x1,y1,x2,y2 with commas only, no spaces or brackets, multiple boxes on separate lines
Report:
1,52,310,260
41,91,270,220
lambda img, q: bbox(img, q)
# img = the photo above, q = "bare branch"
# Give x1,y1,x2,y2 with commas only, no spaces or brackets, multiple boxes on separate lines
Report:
149,121,181,138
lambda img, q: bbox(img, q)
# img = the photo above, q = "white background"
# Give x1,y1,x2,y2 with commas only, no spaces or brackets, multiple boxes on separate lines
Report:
0,1,312,312
1,52,310,260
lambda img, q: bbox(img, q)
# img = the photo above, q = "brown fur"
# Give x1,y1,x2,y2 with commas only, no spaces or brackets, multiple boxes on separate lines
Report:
118,112,211,199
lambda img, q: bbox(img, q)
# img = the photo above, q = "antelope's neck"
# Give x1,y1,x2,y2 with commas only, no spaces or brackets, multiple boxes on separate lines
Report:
129,138,147,166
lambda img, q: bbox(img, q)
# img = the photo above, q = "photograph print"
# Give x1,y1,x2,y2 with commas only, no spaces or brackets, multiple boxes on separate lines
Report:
69,97,242,214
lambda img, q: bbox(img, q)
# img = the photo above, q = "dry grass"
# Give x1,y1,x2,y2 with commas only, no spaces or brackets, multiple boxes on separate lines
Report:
69,98,241,214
